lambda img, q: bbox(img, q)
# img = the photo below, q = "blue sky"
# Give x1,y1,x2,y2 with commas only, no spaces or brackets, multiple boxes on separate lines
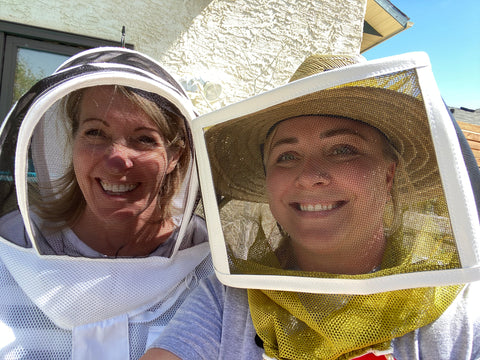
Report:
363,0,479,109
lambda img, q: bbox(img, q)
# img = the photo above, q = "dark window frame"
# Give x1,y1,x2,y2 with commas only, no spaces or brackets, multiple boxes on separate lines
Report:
0,20,133,120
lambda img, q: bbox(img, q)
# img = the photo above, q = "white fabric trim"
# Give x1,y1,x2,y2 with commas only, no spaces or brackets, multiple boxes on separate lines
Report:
72,314,129,360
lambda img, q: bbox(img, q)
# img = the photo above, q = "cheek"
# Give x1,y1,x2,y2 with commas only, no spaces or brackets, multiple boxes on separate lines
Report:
72,144,87,177
356,166,393,203
139,152,170,179
71,142,106,189
265,169,293,218
72,139,100,163
72,160,91,196
265,169,288,198
339,163,391,198
266,172,280,207
72,140,99,163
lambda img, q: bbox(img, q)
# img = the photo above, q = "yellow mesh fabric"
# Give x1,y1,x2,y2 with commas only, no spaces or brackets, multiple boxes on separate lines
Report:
228,217,463,359
248,285,462,360
337,69,423,99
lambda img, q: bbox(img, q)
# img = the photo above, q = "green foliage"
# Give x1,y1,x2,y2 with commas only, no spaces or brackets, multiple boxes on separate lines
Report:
13,57,46,104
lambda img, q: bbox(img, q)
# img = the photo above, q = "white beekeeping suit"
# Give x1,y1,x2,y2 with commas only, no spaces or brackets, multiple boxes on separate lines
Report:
0,47,212,360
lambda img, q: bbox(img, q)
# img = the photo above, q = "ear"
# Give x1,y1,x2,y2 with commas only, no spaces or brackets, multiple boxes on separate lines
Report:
385,161,396,192
166,149,182,174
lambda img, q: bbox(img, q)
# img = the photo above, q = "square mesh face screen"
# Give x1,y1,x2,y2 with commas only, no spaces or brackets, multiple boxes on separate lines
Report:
192,52,480,295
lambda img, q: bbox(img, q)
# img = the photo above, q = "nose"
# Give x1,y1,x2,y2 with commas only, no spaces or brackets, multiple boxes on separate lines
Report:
104,142,134,173
294,157,330,188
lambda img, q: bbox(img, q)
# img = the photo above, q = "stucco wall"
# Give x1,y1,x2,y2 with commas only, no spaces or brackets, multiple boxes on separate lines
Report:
1,0,366,114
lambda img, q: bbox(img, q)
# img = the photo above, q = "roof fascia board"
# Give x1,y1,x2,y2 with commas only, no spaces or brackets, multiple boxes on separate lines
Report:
373,0,410,26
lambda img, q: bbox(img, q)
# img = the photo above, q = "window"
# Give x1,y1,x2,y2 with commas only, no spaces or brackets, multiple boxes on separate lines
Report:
0,20,133,121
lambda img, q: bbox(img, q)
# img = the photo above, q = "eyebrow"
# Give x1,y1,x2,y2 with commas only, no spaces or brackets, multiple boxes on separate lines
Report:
80,118,158,133
319,128,367,141
134,126,160,133
80,118,109,127
270,136,298,149
270,127,367,150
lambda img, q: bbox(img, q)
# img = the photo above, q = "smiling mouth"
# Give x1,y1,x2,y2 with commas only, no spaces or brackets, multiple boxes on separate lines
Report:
99,180,139,193
296,201,344,212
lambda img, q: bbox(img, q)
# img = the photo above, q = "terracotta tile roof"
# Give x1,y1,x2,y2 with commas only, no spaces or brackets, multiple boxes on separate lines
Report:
458,121,480,168
448,107,480,167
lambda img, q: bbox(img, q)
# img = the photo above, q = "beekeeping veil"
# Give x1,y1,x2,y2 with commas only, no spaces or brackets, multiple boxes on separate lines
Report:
192,52,480,359
0,47,210,358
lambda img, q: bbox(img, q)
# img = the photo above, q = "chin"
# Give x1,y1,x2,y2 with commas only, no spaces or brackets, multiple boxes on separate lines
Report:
290,230,339,247
98,208,144,222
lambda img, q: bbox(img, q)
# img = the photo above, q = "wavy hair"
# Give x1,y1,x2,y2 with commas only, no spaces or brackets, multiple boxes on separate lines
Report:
35,85,190,229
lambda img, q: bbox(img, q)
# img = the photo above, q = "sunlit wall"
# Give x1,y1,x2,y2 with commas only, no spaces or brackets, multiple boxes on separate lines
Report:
1,0,366,113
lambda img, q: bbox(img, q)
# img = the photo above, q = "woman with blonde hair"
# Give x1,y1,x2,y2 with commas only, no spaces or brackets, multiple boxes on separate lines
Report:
0,47,212,359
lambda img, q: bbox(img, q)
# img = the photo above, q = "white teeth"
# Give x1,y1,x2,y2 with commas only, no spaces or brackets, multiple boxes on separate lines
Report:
299,203,338,212
100,181,138,193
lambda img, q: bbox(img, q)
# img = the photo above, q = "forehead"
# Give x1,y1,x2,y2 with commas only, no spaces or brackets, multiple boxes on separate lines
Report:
78,86,155,124
272,115,382,139
80,85,129,108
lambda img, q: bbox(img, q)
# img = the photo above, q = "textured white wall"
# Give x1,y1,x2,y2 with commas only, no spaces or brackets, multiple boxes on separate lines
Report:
0,0,212,54
161,0,366,113
1,0,366,113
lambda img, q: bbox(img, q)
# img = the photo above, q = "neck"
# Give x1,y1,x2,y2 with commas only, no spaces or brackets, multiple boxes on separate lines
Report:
291,227,386,275
71,215,176,257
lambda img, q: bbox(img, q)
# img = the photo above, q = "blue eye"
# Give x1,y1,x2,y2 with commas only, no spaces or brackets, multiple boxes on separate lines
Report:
332,145,357,156
277,153,297,162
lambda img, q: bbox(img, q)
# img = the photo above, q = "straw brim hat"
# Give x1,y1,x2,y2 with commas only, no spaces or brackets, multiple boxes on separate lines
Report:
206,84,438,203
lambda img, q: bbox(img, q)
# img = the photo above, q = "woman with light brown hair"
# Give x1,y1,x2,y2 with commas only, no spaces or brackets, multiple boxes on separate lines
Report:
36,84,192,256
0,47,212,359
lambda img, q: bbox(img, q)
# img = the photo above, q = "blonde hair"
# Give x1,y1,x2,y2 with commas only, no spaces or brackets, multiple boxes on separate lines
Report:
36,85,190,228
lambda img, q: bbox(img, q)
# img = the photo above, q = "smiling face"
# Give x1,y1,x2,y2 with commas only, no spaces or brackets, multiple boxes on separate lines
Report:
72,86,180,227
264,116,396,273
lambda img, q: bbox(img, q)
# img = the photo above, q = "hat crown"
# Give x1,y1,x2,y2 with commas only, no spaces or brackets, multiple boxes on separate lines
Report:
289,54,365,82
